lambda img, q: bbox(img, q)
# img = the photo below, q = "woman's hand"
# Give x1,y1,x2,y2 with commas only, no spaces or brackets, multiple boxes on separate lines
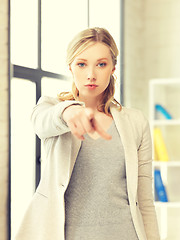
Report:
62,105,112,140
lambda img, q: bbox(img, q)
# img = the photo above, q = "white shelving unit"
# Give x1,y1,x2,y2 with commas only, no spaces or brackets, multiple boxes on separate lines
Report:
149,79,180,240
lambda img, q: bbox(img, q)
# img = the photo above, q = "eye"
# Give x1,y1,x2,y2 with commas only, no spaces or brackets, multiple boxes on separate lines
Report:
77,63,86,67
98,62,107,67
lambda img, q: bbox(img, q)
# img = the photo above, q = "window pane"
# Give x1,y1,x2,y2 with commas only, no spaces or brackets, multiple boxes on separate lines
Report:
89,0,121,102
42,0,88,75
41,77,72,97
11,78,36,238
11,0,38,68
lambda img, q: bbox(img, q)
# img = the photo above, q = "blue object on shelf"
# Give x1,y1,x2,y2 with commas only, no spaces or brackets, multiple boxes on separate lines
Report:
154,169,168,202
155,104,173,119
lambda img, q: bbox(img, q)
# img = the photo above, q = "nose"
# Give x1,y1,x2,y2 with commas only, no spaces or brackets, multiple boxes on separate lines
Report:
87,67,96,82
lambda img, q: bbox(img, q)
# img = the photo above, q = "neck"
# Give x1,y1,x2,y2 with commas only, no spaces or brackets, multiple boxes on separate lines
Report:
77,95,102,111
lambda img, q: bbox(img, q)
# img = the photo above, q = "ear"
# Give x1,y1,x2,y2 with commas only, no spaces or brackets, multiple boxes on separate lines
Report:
69,65,72,72
112,67,116,74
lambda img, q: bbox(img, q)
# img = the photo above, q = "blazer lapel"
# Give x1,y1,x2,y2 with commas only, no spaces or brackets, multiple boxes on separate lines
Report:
111,106,138,203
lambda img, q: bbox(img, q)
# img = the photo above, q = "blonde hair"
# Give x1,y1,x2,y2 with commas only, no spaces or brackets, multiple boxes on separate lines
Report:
58,27,122,115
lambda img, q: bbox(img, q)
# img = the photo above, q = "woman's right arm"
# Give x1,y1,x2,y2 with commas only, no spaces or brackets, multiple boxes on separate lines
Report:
30,96,84,139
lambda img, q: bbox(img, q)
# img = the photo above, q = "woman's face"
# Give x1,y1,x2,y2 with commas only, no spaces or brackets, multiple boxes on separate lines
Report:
70,42,115,101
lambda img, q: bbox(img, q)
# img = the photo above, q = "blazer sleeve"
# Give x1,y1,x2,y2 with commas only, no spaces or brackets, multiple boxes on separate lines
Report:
137,114,160,240
30,96,85,139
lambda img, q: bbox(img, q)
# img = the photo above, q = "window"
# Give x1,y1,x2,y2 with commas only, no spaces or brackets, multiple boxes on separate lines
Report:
11,0,38,68
10,79,36,239
10,1,124,239
42,0,88,75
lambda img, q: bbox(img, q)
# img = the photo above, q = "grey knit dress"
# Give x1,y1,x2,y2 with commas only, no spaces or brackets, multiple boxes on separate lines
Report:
64,120,139,240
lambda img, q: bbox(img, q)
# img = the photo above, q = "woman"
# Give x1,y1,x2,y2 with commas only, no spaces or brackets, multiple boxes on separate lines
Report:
15,27,160,240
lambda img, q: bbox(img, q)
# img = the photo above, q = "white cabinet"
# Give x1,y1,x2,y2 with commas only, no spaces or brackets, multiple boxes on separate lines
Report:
149,79,180,240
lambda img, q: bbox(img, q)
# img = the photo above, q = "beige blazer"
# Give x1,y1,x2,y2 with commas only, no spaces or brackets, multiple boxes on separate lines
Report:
15,96,160,240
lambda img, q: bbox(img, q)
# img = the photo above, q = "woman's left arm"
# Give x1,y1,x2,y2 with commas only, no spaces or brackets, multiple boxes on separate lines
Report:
137,116,160,240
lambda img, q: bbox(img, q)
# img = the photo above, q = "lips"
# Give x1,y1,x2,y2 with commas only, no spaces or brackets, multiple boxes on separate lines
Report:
85,84,98,90
85,84,98,87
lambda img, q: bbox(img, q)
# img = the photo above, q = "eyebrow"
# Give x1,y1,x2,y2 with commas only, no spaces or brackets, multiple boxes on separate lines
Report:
97,58,109,61
76,58,87,61
76,58,109,62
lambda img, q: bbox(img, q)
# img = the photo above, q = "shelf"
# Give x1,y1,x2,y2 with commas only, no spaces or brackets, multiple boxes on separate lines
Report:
153,161,180,167
149,79,180,240
150,78,180,85
155,201,180,208
151,119,180,126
